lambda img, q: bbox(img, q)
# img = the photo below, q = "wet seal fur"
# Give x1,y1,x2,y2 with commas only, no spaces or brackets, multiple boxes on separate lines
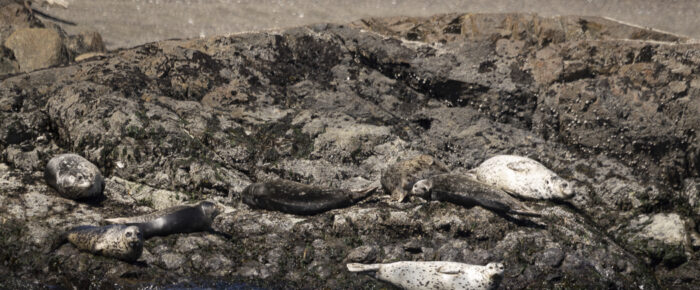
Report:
381,155,450,202
470,155,574,200
242,179,377,215
45,153,104,200
105,201,221,239
412,173,540,217
64,224,143,262
347,261,504,290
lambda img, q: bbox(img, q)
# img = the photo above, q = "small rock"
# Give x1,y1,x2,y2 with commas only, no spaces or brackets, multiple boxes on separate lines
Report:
160,252,185,270
346,245,378,263
44,154,104,200
539,247,565,268
4,28,67,72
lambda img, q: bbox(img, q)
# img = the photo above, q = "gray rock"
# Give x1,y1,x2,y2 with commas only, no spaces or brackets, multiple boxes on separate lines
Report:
4,28,67,73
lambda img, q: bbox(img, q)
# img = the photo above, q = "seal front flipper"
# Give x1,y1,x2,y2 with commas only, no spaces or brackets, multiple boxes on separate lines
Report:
506,160,536,172
347,263,381,272
437,264,463,275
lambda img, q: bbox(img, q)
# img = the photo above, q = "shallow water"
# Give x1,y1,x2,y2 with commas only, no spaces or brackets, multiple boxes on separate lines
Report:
41,0,699,49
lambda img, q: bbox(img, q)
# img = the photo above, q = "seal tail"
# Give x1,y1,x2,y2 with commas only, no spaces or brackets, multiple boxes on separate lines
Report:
350,186,378,202
347,263,381,273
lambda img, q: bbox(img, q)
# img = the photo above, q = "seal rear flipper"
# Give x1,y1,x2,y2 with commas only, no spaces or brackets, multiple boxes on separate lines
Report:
508,209,542,217
347,263,381,273
350,186,378,202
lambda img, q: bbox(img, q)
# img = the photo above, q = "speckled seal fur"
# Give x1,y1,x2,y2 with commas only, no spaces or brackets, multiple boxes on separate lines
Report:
469,155,574,200
65,225,143,262
105,201,221,239
347,261,504,290
381,155,450,202
44,153,104,200
242,179,377,215
411,173,540,217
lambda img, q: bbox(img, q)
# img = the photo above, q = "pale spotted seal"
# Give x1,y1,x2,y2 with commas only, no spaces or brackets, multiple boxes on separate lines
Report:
381,155,450,202
242,179,377,215
347,261,504,290
411,173,540,217
469,155,574,200
105,201,221,239
64,224,143,262
44,153,104,200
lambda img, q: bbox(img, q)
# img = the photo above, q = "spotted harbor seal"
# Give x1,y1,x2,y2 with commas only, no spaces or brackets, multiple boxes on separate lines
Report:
412,173,540,217
44,153,104,200
347,261,504,290
105,201,221,239
469,155,574,200
242,179,377,215
381,155,450,202
64,224,143,262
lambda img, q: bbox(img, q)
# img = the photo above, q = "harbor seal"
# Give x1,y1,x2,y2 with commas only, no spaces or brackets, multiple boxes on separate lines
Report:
242,179,377,215
347,261,504,290
44,153,104,200
381,155,450,202
411,173,540,217
64,224,143,262
469,155,574,200
105,201,221,239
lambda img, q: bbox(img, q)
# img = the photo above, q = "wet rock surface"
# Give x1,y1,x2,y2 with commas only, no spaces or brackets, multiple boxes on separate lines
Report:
1,12,699,289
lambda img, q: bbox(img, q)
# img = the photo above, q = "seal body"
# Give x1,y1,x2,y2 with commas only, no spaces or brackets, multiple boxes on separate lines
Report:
105,201,221,239
381,155,450,202
347,261,504,290
45,153,104,200
65,225,143,262
412,174,540,217
470,155,574,200
242,179,376,215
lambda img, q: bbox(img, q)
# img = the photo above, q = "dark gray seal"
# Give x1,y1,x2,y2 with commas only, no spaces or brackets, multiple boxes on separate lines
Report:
44,153,104,200
242,179,377,215
105,201,221,239
411,173,540,217
381,155,450,202
64,224,143,262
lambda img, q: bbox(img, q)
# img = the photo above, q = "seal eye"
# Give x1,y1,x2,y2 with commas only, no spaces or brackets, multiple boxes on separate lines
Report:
126,232,132,237
562,183,568,188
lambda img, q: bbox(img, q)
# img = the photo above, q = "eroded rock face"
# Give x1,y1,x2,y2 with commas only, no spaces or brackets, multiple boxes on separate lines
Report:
1,12,699,289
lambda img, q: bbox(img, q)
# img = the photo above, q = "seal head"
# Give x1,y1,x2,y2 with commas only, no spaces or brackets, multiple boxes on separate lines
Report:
45,153,104,200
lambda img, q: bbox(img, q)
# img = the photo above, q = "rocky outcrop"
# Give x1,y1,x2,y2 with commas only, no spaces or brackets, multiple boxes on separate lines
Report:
0,0,105,76
1,12,699,289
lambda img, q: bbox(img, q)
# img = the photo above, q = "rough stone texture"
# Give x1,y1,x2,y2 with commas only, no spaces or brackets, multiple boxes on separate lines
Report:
4,27,67,72
0,1,105,77
1,12,699,289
